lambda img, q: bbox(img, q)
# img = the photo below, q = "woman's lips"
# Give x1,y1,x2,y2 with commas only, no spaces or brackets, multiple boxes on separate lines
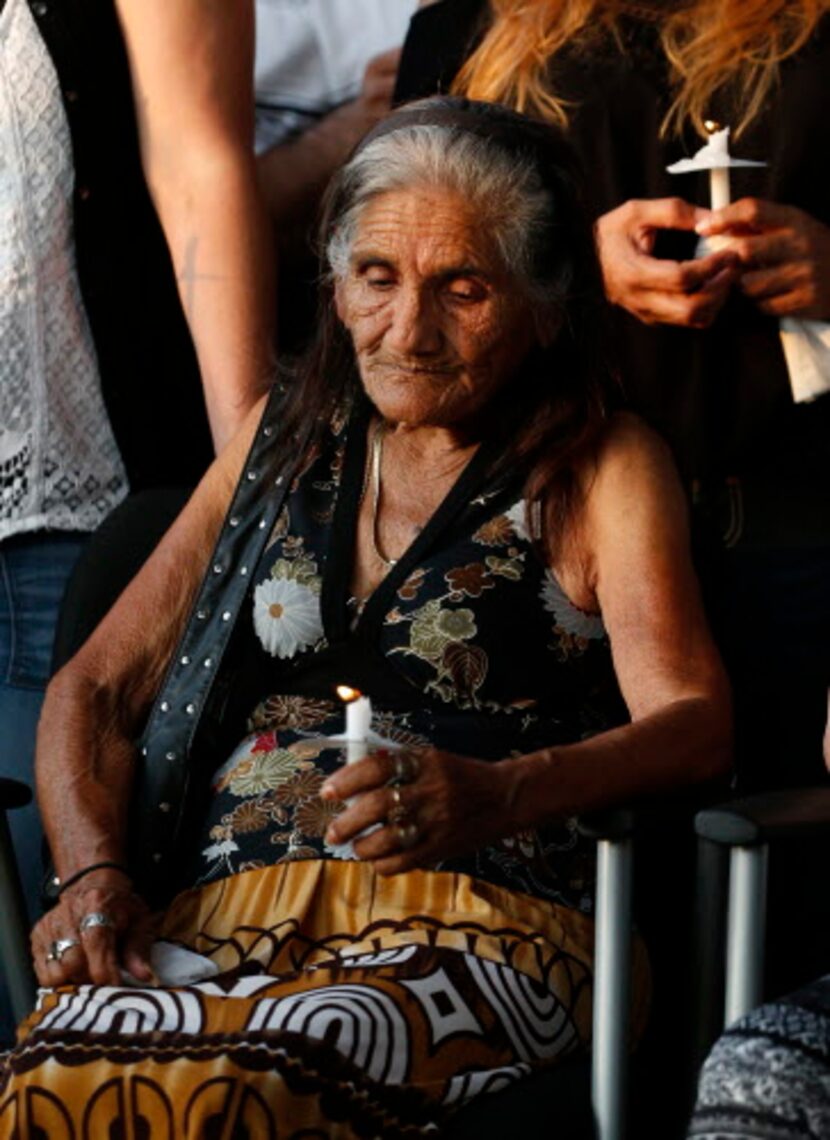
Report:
369,361,460,381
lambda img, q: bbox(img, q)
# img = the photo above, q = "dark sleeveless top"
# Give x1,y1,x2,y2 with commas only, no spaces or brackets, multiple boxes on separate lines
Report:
183,401,626,911
396,4,830,547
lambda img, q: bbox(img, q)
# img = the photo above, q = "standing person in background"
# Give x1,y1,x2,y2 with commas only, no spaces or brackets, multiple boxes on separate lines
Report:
396,0,830,796
119,0,274,453
0,0,272,967
254,0,419,348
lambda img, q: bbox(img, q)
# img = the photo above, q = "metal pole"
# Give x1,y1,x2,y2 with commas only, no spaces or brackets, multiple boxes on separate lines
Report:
691,838,728,1070
724,844,768,1026
592,837,633,1140
0,813,36,1024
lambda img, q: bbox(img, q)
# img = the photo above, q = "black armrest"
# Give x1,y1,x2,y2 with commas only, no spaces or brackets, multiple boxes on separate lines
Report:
0,779,32,810
577,808,635,842
695,786,830,846
578,781,731,843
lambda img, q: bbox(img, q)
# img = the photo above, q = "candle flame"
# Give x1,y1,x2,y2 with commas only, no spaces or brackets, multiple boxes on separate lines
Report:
336,685,362,703
704,120,721,135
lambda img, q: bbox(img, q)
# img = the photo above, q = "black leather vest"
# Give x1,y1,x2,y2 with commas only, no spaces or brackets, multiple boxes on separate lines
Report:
133,387,308,902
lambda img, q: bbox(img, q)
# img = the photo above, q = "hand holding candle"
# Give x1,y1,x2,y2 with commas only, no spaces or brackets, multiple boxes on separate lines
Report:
666,123,765,255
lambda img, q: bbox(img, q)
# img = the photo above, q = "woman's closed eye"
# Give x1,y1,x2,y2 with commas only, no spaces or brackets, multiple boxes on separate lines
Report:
360,264,397,291
444,276,488,304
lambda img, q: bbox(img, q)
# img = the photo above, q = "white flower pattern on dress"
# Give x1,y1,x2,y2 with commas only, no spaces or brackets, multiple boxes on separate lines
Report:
254,576,324,659
201,838,239,863
505,499,530,542
541,571,605,639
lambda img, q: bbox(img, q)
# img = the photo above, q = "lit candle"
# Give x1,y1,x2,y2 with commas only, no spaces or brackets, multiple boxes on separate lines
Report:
336,685,372,764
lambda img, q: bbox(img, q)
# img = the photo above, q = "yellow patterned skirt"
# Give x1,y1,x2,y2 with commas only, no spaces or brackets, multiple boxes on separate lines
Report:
0,860,648,1138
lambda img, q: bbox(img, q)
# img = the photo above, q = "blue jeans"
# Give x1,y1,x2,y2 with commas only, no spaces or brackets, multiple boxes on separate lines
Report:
0,532,85,1042
0,531,86,918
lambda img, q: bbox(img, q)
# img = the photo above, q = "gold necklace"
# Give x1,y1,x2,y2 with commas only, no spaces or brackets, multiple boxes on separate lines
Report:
370,423,397,568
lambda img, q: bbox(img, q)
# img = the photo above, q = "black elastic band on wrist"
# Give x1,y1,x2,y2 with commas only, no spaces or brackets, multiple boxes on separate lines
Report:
56,861,131,897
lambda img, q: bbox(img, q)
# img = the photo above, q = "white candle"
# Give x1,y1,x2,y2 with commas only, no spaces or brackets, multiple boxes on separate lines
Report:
666,124,765,258
336,686,372,764
709,166,731,210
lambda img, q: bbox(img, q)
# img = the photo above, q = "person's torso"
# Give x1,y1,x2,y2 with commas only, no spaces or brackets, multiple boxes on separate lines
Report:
254,0,418,153
187,403,625,910
16,0,212,495
0,0,127,538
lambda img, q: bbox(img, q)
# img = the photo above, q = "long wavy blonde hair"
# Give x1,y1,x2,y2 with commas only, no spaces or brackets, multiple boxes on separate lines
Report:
453,0,830,137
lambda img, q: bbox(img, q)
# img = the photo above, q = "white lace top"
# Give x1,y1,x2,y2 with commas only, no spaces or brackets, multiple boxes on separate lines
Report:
0,0,127,542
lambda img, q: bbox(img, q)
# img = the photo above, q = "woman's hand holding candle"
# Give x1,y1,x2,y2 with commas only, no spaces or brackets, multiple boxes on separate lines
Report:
596,198,740,329
696,199,830,320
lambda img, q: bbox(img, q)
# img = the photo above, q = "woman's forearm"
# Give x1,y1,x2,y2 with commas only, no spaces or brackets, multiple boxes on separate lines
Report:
36,670,141,879
503,694,732,833
35,403,265,879
115,0,275,454
150,149,275,451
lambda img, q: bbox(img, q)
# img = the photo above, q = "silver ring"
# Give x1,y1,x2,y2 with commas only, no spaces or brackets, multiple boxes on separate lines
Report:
395,822,419,850
45,937,80,963
387,784,409,826
79,912,115,934
390,751,420,786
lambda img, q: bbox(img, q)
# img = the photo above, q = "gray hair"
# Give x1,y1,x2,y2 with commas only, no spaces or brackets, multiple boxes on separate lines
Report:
326,123,572,330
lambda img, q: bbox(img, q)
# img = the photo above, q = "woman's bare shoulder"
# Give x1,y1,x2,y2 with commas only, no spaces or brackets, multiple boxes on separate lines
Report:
594,411,676,473
574,411,690,574
582,412,684,510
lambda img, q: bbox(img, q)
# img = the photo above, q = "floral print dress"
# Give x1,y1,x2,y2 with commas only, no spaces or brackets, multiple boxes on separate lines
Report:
187,399,626,912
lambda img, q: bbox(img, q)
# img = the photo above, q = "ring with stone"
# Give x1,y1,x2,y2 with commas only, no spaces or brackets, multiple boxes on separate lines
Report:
79,912,115,934
45,937,80,963
395,822,419,850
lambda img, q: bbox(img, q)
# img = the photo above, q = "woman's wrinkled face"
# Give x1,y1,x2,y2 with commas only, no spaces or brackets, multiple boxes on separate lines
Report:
334,187,537,429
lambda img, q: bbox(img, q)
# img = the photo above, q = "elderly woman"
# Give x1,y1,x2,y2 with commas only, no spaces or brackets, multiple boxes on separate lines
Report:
0,98,729,1136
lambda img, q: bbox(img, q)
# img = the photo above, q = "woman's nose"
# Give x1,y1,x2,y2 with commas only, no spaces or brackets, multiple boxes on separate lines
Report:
385,286,444,356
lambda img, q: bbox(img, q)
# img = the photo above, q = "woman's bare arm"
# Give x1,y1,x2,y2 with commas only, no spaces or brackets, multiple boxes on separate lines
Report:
115,0,274,451
257,48,401,233
36,397,267,887
31,400,265,985
504,416,731,827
